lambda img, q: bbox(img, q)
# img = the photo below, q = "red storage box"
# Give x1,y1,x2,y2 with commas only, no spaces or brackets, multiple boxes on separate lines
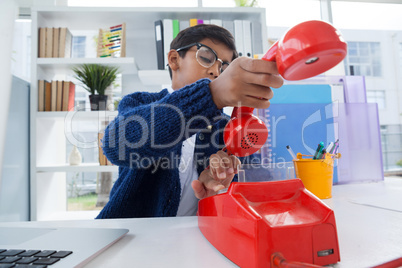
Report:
198,179,340,268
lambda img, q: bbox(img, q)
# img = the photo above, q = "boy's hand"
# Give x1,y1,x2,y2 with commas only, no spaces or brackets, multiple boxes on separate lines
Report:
209,57,284,109
191,150,241,199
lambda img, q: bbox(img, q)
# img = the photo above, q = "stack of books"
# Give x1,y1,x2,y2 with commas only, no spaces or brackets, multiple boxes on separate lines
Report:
97,23,126,58
38,27,72,58
37,80,75,112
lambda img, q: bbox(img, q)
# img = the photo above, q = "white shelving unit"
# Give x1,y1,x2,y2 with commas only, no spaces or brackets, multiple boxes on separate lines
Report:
30,6,268,221
138,70,171,86
37,163,118,173
37,57,137,75
36,110,118,120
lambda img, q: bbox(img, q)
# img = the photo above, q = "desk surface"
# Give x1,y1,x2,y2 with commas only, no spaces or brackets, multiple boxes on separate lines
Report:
1,177,402,268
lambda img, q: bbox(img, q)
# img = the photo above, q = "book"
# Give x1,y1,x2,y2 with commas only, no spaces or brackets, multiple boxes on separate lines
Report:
67,81,75,111
120,23,126,57
59,27,72,58
44,81,51,112
56,80,63,111
38,80,45,112
62,81,69,111
61,81,75,111
154,20,164,70
45,27,53,58
52,27,60,58
98,132,108,166
162,19,173,70
51,80,57,111
38,28,46,58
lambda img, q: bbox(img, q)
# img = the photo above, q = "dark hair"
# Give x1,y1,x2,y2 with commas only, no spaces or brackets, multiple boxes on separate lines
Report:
168,24,238,78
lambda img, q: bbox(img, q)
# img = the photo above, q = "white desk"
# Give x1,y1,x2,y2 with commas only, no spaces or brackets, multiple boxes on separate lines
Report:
1,177,401,268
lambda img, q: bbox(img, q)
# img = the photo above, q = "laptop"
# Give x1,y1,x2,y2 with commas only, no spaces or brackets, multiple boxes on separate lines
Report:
0,226,129,268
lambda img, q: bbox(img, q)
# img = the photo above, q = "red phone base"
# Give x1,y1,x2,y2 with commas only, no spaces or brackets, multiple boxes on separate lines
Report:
198,179,340,268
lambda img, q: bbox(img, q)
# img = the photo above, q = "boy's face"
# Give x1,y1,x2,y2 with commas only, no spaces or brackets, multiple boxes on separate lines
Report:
170,38,234,90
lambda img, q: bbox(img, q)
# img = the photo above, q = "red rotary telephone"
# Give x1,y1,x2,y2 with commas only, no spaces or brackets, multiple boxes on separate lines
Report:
223,20,347,157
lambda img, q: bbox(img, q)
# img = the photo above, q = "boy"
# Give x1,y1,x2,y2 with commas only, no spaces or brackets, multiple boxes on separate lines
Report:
96,24,283,218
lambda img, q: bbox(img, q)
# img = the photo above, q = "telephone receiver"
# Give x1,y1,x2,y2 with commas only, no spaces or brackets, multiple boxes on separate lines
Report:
223,20,347,157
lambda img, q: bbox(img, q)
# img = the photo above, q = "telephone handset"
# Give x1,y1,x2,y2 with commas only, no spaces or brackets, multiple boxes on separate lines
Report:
223,20,347,157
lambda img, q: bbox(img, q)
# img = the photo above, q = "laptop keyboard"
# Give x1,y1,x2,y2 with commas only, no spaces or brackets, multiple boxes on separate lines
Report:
0,249,72,268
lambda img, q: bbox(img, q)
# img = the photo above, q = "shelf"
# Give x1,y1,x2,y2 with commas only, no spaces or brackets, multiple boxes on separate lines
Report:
37,163,118,173
37,57,137,75
30,6,268,221
34,7,266,29
138,70,171,86
36,111,118,121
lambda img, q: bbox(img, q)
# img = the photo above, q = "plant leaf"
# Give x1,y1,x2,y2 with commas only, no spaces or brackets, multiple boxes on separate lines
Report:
71,64,119,95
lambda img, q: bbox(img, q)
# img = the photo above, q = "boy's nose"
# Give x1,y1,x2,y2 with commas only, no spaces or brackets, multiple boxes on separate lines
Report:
208,62,220,79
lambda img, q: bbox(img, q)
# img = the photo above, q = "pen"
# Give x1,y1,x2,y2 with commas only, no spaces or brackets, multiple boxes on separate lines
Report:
313,142,324,160
330,139,339,154
326,142,334,153
318,149,327,159
286,145,297,159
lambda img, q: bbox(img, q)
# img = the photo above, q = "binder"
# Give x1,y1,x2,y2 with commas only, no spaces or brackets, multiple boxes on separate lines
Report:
242,20,252,58
223,20,234,37
190,18,198,27
172,19,180,38
179,20,190,31
154,20,164,70
251,21,263,55
234,20,244,57
210,19,223,27
163,19,173,70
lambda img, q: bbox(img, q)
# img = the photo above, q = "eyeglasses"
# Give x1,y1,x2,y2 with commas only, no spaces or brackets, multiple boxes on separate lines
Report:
176,42,230,73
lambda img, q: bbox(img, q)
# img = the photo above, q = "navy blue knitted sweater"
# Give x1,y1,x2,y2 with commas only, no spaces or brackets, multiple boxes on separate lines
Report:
96,79,230,218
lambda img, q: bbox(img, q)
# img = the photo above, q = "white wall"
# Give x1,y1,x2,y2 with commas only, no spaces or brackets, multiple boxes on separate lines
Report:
0,0,16,186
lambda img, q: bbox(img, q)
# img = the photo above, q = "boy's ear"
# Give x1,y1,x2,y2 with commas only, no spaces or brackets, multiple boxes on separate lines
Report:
168,49,180,71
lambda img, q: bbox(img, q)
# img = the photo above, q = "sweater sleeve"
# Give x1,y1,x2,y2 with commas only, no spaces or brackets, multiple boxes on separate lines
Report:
102,78,222,167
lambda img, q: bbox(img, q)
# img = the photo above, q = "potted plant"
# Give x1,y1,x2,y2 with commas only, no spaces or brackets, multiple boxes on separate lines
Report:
72,64,119,111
